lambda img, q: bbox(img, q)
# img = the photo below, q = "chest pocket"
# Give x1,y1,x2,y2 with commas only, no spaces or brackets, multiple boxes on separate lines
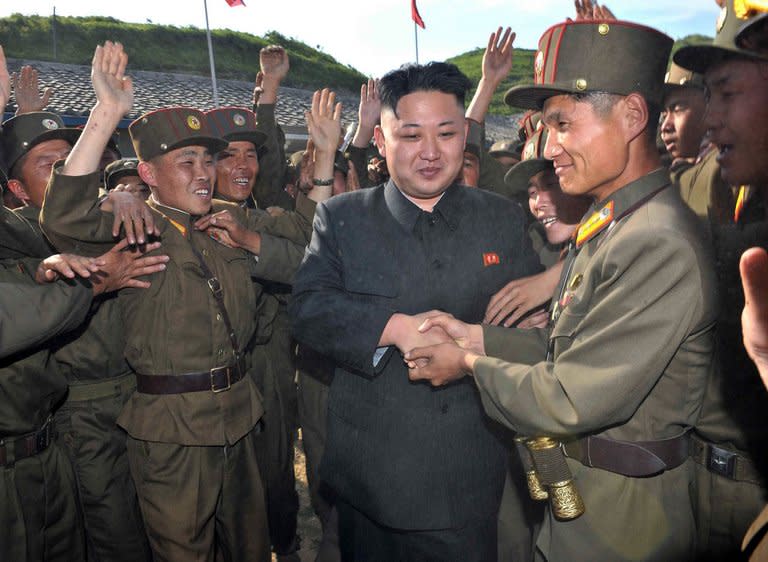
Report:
344,266,398,298
549,308,584,358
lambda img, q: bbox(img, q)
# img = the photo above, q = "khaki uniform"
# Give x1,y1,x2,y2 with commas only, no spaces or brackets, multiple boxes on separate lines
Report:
41,166,314,562
14,205,152,562
474,170,718,561
0,224,91,561
253,103,293,210
674,154,768,559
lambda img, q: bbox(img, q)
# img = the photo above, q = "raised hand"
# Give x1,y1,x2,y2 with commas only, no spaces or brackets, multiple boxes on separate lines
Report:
353,78,381,148
12,65,54,114
306,88,342,156
260,45,289,83
91,41,133,117
482,27,515,87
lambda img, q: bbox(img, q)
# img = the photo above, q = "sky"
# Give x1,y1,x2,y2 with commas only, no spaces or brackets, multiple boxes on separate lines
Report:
0,1,721,77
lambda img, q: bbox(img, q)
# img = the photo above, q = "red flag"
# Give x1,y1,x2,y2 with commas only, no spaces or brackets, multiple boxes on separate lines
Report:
225,0,246,6
411,0,425,29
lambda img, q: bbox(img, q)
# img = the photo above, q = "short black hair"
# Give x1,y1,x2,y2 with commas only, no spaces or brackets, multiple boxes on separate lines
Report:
379,62,471,117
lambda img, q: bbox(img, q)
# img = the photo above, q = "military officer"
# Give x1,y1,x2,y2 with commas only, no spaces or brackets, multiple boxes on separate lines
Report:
674,2,768,559
407,20,717,561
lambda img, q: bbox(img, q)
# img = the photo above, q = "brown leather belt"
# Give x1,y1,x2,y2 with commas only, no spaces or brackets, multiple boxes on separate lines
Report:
563,431,690,477
690,433,763,485
136,356,246,395
0,416,54,467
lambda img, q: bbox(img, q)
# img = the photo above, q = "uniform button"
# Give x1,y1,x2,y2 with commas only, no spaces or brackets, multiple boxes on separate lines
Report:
216,313,222,321
441,404,449,414
218,349,225,356
428,216,437,226
202,249,209,257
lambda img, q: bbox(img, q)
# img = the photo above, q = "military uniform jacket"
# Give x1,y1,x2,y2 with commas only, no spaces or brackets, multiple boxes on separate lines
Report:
0,257,91,436
290,181,541,530
14,205,133,384
676,154,768,479
40,168,314,446
474,169,718,561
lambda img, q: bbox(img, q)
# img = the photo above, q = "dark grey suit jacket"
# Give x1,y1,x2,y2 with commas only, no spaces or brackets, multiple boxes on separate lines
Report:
289,181,540,530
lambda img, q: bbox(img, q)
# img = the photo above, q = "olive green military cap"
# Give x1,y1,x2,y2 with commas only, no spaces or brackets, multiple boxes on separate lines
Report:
736,3,768,53
663,62,705,97
518,110,542,141
504,127,552,194
104,158,140,190
674,0,768,73
1,112,81,172
505,20,673,110
129,107,228,162
205,107,267,150
488,139,523,158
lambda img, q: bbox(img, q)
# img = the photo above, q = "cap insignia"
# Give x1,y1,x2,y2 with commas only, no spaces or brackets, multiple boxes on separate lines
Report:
523,140,536,161
41,118,59,130
716,5,727,33
598,23,610,36
187,115,202,130
232,113,246,126
535,51,545,82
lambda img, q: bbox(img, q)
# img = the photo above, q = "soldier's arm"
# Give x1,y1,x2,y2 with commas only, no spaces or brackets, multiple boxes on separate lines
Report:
41,42,136,255
252,45,293,209
0,274,92,358
471,228,714,437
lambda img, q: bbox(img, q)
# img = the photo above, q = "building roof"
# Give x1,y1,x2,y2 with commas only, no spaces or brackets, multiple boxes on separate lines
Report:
3,58,519,152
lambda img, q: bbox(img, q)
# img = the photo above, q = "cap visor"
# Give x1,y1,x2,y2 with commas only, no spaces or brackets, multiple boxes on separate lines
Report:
673,44,768,74
223,130,267,150
504,84,579,111
504,159,552,194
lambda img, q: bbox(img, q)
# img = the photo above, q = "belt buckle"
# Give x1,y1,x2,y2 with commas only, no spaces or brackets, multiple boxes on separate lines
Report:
35,425,50,452
207,278,223,298
210,366,231,393
708,444,737,479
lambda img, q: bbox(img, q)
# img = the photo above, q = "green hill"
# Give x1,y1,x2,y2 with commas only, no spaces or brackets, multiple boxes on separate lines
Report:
448,34,714,116
0,13,367,92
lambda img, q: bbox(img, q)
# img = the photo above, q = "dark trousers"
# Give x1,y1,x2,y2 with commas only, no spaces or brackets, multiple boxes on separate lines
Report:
127,430,269,562
0,442,85,562
337,500,497,562
252,305,300,554
56,373,151,562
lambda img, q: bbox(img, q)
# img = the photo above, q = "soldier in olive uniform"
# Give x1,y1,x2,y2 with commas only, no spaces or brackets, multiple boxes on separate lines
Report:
40,42,334,561
674,2,768,558
207,105,303,560
1,109,154,561
407,20,717,561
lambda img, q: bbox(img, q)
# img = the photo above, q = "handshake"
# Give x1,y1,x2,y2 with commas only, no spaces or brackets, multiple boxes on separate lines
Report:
380,311,486,386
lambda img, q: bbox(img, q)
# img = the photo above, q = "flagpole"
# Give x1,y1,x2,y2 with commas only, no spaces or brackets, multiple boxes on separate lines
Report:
414,21,419,64
203,0,220,107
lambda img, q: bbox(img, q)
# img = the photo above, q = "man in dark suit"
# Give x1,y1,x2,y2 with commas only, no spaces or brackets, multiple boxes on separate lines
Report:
289,61,541,562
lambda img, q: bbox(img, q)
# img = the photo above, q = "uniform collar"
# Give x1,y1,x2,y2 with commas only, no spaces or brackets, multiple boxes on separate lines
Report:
575,168,669,248
148,195,197,238
384,179,461,233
